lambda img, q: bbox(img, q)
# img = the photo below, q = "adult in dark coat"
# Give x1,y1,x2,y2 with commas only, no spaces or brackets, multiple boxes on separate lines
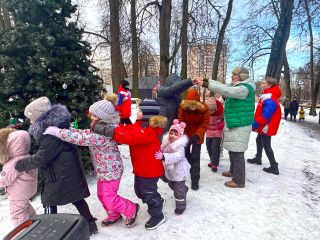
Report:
156,73,194,136
289,97,299,121
15,99,97,235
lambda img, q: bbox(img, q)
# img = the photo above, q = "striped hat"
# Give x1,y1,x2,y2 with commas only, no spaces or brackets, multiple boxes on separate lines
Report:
139,99,159,122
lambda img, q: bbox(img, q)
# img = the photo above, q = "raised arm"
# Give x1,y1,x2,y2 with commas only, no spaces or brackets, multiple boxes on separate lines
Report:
156,79,193,98
59,128,108,146
205,80,250,99
15,135,64,172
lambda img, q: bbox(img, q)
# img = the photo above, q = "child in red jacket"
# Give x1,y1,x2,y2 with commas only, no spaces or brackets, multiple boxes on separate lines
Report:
93,99,167,230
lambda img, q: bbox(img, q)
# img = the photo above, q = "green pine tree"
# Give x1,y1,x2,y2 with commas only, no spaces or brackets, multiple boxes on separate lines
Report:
0,0,103,171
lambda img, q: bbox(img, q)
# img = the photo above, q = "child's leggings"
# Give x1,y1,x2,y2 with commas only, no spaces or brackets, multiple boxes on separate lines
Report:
97,178,136,221
10,199,36,227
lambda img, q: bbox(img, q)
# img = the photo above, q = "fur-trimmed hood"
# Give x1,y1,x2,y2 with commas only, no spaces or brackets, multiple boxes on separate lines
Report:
161,132,188,150
0,128,17,165
29,104,71,142
148,116,167,128
180,89,205,111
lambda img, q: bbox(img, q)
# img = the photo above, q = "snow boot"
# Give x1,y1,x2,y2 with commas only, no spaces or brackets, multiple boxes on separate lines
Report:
222,171,232,177
101,215,123,227
247,155,262,165
224,181,245,188
145,214,165,230
174,208,185,215
125,204,140,228
191,181,199,191
88,218,98,235
211,165,217,172
263,163,279,175
208,162,212,168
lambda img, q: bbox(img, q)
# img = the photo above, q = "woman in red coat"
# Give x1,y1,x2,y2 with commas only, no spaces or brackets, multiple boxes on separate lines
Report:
247,77,282,175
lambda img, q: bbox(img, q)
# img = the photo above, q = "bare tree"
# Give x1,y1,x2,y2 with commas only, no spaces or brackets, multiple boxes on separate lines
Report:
265,0,294,82
131,0,139,97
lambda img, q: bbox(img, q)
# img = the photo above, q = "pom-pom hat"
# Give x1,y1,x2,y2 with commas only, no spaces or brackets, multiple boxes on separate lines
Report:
169,119,186,138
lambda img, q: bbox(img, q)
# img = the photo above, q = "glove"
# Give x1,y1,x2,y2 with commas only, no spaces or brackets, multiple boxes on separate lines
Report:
154,150,164,160
190,134,200,145
44,126,61,138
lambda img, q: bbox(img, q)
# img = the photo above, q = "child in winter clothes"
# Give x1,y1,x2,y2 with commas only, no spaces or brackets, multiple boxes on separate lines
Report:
0,128,37,227
15,97,98,235
155,119,189,215
299,107,305,121
178,89,210,190
44,94,139,228
205,97,224,172
93,99,167,230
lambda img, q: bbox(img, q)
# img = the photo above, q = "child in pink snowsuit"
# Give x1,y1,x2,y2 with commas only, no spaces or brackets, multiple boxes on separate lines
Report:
206,97,224,172
0,128,38,227
155,119,189,215
44,94,139,228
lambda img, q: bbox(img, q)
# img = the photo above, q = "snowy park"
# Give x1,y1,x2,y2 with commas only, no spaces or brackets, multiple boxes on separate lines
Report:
0,106,319,240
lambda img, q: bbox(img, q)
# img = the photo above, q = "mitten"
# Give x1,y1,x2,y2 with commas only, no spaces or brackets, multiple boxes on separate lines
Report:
155,150,164,160
44,126,61,138
190,134,200,145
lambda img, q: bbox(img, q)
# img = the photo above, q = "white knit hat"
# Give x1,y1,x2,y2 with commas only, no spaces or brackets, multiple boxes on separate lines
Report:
24,97,51,122
232,66,249,81
89,100,116,120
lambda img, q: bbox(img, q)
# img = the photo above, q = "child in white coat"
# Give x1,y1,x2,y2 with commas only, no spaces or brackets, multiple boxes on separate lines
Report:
0,128,38,227
155,119,189,215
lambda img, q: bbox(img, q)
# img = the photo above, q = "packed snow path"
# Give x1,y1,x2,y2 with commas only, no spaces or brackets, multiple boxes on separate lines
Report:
0,119,319,240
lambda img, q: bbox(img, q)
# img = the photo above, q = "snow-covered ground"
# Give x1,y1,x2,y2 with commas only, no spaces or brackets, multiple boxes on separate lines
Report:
1,106,320,240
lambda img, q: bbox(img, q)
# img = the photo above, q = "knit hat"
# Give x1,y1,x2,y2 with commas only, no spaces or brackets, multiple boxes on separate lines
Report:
24,97,51,122
206,97,217,112
139,99,159,122
89,100,116,121
122,80,130,88
232,66,249,81
169,119,186,138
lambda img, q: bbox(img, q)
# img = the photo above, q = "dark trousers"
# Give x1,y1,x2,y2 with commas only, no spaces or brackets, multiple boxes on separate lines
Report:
299,118,304,121
256,134,277,165
134,175,163,217
290,114,297,121
185,143,202,183
120,117,132,125
206,137,222,166
229,151,245,185
168,180,188,211
284,108,290,120
43,199,94,221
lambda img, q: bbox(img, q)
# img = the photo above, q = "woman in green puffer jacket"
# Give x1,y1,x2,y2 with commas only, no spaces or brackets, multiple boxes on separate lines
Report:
197,66,256,188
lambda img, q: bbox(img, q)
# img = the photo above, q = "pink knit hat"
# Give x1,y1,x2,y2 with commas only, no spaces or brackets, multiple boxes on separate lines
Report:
169,119,186,138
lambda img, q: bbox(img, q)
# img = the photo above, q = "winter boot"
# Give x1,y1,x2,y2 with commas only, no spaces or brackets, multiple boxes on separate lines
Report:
247,155,262,165
88,218,98,235
174,208,185,215
145,214,165,230
211,165,217,172
263,163,279,175
208,162,212,168
222,171,233,177
125,204,140,228
101,215,123,227
224,181,245,188
191,181,199,191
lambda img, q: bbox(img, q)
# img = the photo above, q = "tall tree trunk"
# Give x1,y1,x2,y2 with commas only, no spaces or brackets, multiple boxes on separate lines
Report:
283,53,291,99
211,0,233,82
265,0,294,83
159,0,172,85
109,0,122,93
131,0,139,98
304,0,315,115
180,0,188,80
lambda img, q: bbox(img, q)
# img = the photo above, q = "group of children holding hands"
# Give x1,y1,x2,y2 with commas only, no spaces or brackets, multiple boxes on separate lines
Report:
0,88,225,234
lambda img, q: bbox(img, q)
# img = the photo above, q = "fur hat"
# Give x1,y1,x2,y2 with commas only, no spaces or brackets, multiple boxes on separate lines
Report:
24,97,51,122
169,119,186,138
232,66,249,81
206,97,217,112
0,128,17,165
89,94,119,121
139,99,160,122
